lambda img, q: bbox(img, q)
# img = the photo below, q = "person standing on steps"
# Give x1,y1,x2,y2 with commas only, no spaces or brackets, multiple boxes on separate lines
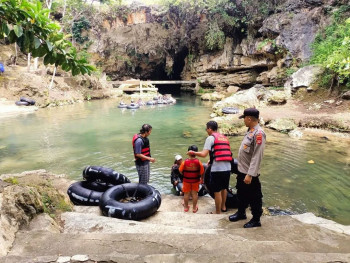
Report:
132,124,156,184
228,108,266,228
179,145,204,213
187,121,232,214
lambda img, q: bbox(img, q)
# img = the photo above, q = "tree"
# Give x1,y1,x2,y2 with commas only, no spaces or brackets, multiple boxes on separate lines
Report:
0,0,95,76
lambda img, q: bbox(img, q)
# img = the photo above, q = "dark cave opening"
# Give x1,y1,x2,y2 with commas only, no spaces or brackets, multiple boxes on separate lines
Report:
155,47,189,95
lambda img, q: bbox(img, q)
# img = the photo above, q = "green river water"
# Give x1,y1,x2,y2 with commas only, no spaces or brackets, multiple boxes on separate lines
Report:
0,94,349,225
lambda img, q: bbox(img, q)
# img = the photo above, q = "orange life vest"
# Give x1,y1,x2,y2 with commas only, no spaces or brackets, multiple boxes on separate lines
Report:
210,132,232,162
183,158,201,183
132,134,151,161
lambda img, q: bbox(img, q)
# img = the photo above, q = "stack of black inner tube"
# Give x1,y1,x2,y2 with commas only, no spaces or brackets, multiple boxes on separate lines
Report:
15,97,36,106
67,166,130,206
67,166,162,220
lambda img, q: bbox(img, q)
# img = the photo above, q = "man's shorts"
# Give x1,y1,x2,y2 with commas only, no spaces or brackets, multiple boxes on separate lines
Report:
210,171,230,192
182,181,200,193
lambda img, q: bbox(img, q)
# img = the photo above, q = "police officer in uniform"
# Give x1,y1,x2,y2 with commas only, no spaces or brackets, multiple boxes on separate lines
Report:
229,108,266,228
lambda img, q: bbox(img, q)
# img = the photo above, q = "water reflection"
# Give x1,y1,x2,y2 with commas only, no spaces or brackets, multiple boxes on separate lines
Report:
0,95,349,225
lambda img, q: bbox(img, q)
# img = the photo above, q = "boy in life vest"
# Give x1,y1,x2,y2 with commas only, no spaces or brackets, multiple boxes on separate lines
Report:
179,145,204,213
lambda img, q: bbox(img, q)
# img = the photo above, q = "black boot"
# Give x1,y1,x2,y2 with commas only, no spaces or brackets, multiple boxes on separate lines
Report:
228,211,247,222
243,219,261,228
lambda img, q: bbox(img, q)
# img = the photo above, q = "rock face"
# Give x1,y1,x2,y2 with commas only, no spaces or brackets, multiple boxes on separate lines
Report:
284,65,324,96
0,65,116,107
342,91,350,100
259,1,327,61
83,0,339,92
0,170,72,256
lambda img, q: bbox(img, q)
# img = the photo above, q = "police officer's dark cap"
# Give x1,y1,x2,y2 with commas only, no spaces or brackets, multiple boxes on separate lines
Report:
239,108,259,119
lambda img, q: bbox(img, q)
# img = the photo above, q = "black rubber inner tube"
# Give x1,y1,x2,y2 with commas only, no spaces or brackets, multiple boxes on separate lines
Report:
222,107,239,114
20,96,36,105
83,166,130,185
15,101,30,106
100,183,162,220
67,181,113,206
175,182,207,196
127,104,140,109
203,161,238,208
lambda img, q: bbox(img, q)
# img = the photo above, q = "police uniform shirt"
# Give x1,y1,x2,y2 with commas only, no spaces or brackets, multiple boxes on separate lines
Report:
238,124,266,177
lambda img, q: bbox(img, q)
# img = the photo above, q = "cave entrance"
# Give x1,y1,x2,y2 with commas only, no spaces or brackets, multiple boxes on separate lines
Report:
156,47,189,95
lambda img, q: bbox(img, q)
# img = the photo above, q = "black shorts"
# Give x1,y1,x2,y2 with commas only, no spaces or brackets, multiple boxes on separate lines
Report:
210,171,230,192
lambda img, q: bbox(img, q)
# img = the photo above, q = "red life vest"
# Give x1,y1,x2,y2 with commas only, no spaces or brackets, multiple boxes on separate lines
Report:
132,134,151,161
182,158,201,183
211,132,232,162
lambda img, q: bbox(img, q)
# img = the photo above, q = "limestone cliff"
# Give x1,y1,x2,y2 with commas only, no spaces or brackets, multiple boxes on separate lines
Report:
83,0,348,90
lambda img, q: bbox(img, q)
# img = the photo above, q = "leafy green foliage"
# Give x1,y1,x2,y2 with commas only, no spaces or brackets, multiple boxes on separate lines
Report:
257,38,283,55
153,0,285,51
4,177,19,184
0,0,95,76
205,22,225,50
310,8,350,89
72,17,90,44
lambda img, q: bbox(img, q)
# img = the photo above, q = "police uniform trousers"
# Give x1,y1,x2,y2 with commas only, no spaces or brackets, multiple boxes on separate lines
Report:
236,171,263,221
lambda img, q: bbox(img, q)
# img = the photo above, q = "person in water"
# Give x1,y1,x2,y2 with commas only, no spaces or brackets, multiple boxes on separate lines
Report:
188,121,232,214
179,145,204,213
228,108,266,228
171,155,184,195
132,124,156,184
137,98,144,106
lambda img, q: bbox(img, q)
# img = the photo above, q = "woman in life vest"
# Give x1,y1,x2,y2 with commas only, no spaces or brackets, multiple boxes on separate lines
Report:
179,145,204,213
132,124,156,184
187,121,232,214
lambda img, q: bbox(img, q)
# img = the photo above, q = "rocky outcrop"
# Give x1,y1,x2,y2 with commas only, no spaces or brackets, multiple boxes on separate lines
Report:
200,92,225,101
211,84,291,116
342,91,350,100
299,116,350,132
0,63,116,107
83,0,340,92
267,118,298,132
0,170,72,256
259,1,327,61
284,65,324,96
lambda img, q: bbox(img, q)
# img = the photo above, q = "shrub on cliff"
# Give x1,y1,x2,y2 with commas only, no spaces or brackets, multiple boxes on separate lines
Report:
310,5,350,90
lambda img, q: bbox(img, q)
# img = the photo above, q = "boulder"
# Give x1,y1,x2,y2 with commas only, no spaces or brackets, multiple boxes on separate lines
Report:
284,65,324,96
289,129,304,139
267,118,297,132
201,92,225,101
341,91,350,100
212,115,246,136
226,86,240,94
0,184,43,256
212,87,261,115
267,90,288,105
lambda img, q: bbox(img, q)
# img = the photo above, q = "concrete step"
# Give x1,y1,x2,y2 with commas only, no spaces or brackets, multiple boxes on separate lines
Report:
4,229,350,263
2,252,350,263
2,195,350,263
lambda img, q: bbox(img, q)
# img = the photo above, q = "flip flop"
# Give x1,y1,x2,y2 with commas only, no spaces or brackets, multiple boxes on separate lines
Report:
193,206,198,213
221,208,227,212
184,205,190,212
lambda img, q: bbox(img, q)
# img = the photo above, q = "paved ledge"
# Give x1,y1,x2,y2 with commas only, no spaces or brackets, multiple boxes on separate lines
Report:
292,212,350,235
